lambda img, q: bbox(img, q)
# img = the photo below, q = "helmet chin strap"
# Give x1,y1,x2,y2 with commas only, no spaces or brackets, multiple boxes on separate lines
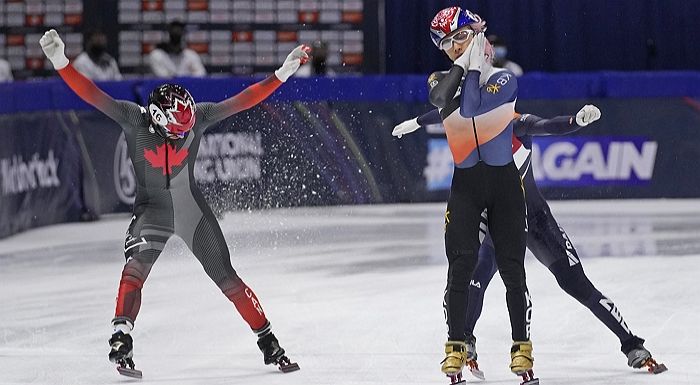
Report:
148,123,179,139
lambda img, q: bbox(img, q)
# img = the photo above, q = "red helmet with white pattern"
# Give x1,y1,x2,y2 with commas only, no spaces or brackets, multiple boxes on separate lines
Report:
147,84,196,139
429,7,486,49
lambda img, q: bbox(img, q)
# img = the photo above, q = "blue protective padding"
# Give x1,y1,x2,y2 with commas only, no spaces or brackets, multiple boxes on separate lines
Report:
2,72,700,114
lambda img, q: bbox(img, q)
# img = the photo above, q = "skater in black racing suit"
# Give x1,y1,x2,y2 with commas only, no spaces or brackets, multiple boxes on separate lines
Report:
393,105,667,374
41,28,309,374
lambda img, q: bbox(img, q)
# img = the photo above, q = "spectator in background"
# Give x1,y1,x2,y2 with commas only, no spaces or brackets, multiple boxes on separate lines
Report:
73,30,122,81
148,20,206,78
295,40,334,77
488,34,523,76
0,58,13,82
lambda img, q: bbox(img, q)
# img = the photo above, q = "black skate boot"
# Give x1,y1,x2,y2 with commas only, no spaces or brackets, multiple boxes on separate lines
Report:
108,331,133,363
621,336,667,374
257,333,299,373
109,331,142,378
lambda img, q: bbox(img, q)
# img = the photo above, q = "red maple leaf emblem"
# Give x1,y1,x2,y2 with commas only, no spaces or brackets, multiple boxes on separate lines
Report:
168,97,194,123
144,143,189,175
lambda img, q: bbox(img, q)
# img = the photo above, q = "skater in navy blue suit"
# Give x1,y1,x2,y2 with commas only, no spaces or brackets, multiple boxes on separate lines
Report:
393,105,667,375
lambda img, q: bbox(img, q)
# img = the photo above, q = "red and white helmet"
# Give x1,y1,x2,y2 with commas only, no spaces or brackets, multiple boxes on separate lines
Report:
147,84,196,138
429,7,486,49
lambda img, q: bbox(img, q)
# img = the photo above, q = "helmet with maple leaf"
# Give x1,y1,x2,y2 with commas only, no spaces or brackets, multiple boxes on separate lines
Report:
147,84,196,139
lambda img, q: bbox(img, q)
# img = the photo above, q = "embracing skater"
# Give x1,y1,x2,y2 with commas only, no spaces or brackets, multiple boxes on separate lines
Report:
426,7,537,385
394,105,668,376
40,29,308,378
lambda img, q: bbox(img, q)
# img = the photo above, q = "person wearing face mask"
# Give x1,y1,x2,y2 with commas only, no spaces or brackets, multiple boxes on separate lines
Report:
295,40,335,77
488,34,523,77
427,7,538,385
72,30,122,81
147,20,206,78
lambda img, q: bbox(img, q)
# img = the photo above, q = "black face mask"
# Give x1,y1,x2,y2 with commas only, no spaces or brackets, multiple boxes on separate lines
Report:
169,33,183,47
87,44,106,59
312,56,327,75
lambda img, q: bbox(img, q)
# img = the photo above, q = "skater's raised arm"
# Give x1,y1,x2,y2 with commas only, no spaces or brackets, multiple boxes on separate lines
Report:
513,105,601,137
40,29,137,125
200,45,310,125
459,35,517,118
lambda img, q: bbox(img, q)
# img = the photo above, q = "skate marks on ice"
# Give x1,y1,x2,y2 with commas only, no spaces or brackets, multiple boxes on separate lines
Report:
0,200,698,384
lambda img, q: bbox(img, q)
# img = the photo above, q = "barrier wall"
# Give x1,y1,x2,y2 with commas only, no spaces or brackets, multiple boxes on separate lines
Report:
0,112,84,237
2,73,700,238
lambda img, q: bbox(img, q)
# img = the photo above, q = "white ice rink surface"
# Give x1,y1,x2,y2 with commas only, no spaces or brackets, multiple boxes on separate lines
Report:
1,200,698,385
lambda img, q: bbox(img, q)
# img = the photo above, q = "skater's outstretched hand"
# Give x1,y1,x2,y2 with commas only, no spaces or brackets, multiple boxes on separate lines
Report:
40,29,69,70
575,104,601,126
392,118,420,138
275,45,311,82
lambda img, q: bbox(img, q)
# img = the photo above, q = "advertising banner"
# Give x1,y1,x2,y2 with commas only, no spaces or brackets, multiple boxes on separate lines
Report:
72,97,700,218
4,95,700,239
531,136,658,187
0,112,84,238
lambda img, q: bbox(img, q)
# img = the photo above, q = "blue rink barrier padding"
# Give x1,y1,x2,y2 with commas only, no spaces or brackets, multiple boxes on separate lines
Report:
3,71,700,114
2,73,700,238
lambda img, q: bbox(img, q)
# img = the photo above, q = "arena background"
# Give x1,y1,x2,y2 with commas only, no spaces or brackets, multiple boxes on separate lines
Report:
2,0,700,237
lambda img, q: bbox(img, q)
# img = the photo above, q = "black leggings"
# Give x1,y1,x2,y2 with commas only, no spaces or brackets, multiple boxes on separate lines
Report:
465,198,635,345
444,161,529,342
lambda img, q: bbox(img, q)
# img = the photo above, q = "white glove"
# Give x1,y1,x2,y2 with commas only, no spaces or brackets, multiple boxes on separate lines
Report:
453,49,470,70
467,33,486,72
39,29,69,70
575,104,601,126
274,45,311,82
392,118,420,138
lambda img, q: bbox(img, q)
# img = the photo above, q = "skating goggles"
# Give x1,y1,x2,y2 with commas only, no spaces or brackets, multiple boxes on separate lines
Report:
439,28,482,51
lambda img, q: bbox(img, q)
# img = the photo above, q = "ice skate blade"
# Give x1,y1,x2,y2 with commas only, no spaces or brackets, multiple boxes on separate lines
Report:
117,366,143,379
278,362,300,373
518,369,538,385
649,363,668,374
446,371,465,385
466,361,485,380
277,356,300,373
468,366,485,380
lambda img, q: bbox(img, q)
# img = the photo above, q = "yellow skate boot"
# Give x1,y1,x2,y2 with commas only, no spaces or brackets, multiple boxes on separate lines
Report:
441,340,467,376
510,340,539,384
